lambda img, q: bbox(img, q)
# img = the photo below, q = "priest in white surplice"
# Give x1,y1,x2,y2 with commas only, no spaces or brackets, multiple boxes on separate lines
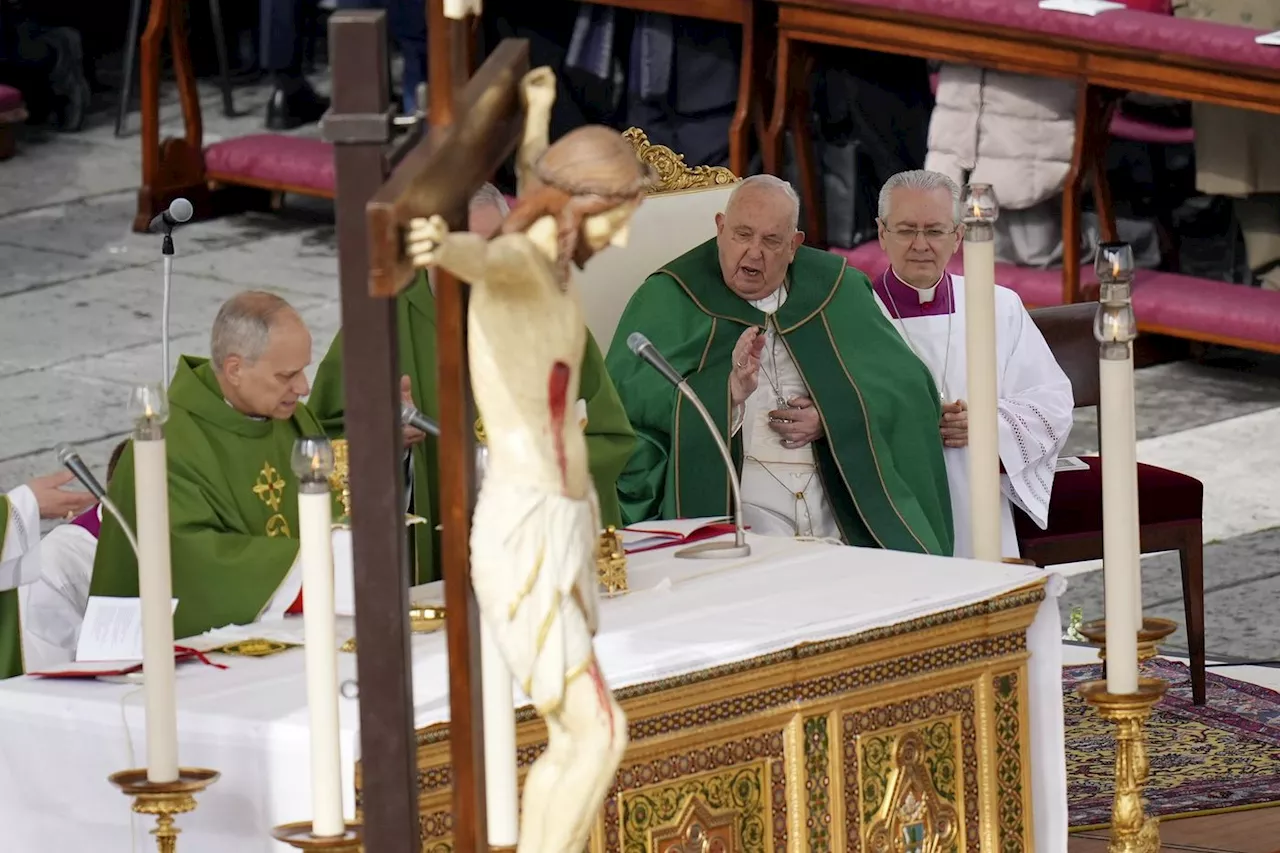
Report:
872,170,1075,558
2,470,95,677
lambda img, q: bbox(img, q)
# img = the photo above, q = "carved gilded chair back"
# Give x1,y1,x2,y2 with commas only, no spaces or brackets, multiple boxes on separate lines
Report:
576,129,739,349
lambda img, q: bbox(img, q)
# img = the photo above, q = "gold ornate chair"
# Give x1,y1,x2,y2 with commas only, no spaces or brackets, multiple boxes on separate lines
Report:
576,129,740,349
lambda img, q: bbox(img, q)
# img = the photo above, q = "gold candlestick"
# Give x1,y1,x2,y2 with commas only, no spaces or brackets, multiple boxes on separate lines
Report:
1077,679,1167,853
328,439,352,525
108,767,219,853
1078,617,1178,664
596,526,628,596
272,820,363,851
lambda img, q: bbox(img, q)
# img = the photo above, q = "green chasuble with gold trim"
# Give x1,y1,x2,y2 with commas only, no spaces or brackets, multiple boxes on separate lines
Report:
605,239,954,556
0,498,19,679
90,356,326,640
309,272,636,584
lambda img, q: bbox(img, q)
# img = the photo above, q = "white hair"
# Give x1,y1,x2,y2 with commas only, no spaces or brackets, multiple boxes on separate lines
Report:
469,182,509,216
726,174,800,232
878,170,962,224
210,291,297,370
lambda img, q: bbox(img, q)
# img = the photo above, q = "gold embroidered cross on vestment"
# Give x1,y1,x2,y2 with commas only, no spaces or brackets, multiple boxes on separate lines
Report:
253,462,286,512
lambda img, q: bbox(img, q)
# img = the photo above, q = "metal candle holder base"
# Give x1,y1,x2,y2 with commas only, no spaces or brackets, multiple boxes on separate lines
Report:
1077,678,1168,853
272,821,364,851
108,767,220,853
1078,617,1178,663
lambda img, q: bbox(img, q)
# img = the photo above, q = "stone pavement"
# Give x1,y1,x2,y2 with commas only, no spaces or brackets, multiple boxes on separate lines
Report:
2,80,1278,666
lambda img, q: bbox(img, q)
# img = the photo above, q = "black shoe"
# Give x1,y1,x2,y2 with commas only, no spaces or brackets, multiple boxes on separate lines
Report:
265,81,330,131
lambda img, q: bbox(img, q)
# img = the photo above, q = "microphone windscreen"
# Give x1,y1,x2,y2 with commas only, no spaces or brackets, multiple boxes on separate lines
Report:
54,442,76,465
627,332,650,355
169,197,194,223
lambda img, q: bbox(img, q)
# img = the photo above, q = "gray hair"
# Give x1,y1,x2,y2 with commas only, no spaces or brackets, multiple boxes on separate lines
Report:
878,170,962,224
210,291,297,370
726,174,800,232
469,182,510,216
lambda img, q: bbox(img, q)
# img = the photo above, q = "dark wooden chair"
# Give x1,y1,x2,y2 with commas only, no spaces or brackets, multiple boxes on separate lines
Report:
1024,303,1207,704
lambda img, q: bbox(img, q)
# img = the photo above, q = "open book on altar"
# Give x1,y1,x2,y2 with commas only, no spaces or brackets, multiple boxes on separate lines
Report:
619,517,739,554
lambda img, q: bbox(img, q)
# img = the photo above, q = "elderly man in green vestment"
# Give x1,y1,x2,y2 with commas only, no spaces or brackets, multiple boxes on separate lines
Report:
1,472,94,677
91,291,328,640
606,175,954,555
309,184,634,584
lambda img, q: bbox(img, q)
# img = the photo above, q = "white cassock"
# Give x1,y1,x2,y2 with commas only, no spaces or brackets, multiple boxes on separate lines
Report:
18,508,99,671
872,270,1074,558
731,286,842,542
0,485,41,592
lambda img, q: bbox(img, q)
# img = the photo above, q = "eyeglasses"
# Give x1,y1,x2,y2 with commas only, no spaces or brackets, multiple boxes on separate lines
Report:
884,226,959,245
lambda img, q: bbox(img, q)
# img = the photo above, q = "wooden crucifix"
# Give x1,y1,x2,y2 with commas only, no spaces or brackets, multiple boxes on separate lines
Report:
326,4,529,852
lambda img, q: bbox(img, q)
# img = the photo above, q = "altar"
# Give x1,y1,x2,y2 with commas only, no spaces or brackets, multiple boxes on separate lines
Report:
0,535,1066,853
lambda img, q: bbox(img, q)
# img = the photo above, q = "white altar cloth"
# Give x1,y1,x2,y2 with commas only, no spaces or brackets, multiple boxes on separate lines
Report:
0,534,1067,853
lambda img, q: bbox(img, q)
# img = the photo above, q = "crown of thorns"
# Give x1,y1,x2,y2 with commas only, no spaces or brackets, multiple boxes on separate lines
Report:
532,158,657,200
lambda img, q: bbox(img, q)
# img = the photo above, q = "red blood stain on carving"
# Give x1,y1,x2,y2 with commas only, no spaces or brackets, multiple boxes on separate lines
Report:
548,361,571,489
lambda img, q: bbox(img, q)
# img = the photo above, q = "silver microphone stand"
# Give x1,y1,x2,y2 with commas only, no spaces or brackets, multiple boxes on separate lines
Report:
161,233,174,390
673,381,751,560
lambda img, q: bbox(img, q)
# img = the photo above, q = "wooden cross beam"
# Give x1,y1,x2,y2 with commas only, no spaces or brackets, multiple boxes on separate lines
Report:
330,2,530,851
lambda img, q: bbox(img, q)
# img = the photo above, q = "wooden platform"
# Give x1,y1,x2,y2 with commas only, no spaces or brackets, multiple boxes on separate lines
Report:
1070,806,1280,853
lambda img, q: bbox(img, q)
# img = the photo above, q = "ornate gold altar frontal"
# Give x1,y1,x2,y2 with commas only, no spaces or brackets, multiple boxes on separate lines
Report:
354,581,1045,853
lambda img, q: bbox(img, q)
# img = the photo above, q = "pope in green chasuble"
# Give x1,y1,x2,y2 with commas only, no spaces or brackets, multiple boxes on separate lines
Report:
0,495,21,679
606,236,954,556
92,298,327,640
309,195,635,585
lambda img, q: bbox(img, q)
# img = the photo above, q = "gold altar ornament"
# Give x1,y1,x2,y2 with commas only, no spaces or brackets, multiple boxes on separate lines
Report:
108,767,220,853
410,604,446,633
329,439,351,524
1078,678,1168,853
272,820,363,852
596,526,628,595
1078,617,1178,663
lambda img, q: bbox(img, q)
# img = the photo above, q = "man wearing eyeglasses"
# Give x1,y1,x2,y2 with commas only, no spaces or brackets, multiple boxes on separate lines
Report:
873,170,1074,559
606,175,954,555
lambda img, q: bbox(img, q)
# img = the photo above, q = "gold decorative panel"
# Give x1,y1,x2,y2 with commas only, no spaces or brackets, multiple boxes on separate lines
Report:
353,583,1045,853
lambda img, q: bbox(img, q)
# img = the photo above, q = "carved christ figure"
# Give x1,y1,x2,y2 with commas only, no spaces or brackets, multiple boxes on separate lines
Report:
406,67,654,853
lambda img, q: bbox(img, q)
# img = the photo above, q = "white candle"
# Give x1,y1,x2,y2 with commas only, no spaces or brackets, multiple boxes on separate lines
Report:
129,384,179,783
1100,356,1140,693
474,439,519,844
482,619,519,845
292,438,344,837
962,185,1002,562
1095,246,1140,694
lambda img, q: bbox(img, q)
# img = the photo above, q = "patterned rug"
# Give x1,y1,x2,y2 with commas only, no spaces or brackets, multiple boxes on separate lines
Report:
1064,659,1280,828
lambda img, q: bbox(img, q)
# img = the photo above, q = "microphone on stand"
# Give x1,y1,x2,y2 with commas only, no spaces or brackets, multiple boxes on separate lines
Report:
149,198,193,391
55,442,139,558
147,198,194,234
400,402,441,437
627,333,751,559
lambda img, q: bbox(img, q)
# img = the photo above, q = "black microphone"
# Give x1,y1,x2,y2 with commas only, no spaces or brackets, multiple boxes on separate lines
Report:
401,402,441,437
627,332,686,388
55,442,108,502
627,333,751,560
147,198,194,234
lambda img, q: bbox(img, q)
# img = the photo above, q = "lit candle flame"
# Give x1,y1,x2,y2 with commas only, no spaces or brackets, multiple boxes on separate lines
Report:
1112,258,1121,278
144,404,155,419
972,200,981,219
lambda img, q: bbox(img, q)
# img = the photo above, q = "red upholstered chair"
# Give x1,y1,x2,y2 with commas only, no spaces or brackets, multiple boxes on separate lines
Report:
1020,304,1207,704
0,85,27,160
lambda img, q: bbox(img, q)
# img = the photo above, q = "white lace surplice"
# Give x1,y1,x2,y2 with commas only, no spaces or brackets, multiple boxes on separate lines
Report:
874,276,1074,558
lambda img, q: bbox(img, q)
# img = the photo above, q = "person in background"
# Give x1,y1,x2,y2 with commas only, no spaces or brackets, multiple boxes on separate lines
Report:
1174,0,1280,290
871,170,1074,558
19,440,128,672
261,0,329,129
0,0,91,131
333,0,426,114
1,468,96,678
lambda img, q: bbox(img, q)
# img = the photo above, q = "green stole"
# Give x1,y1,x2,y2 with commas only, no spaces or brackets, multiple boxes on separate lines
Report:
90,357,327,640
0,498,20,678
607,239,954,555
309,272,636,583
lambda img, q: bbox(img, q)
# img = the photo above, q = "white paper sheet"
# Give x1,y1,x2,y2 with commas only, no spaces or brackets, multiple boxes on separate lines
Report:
1257,31,1280,46
1055,456,1090,472
75,596,178,662
1038,0,1125,15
